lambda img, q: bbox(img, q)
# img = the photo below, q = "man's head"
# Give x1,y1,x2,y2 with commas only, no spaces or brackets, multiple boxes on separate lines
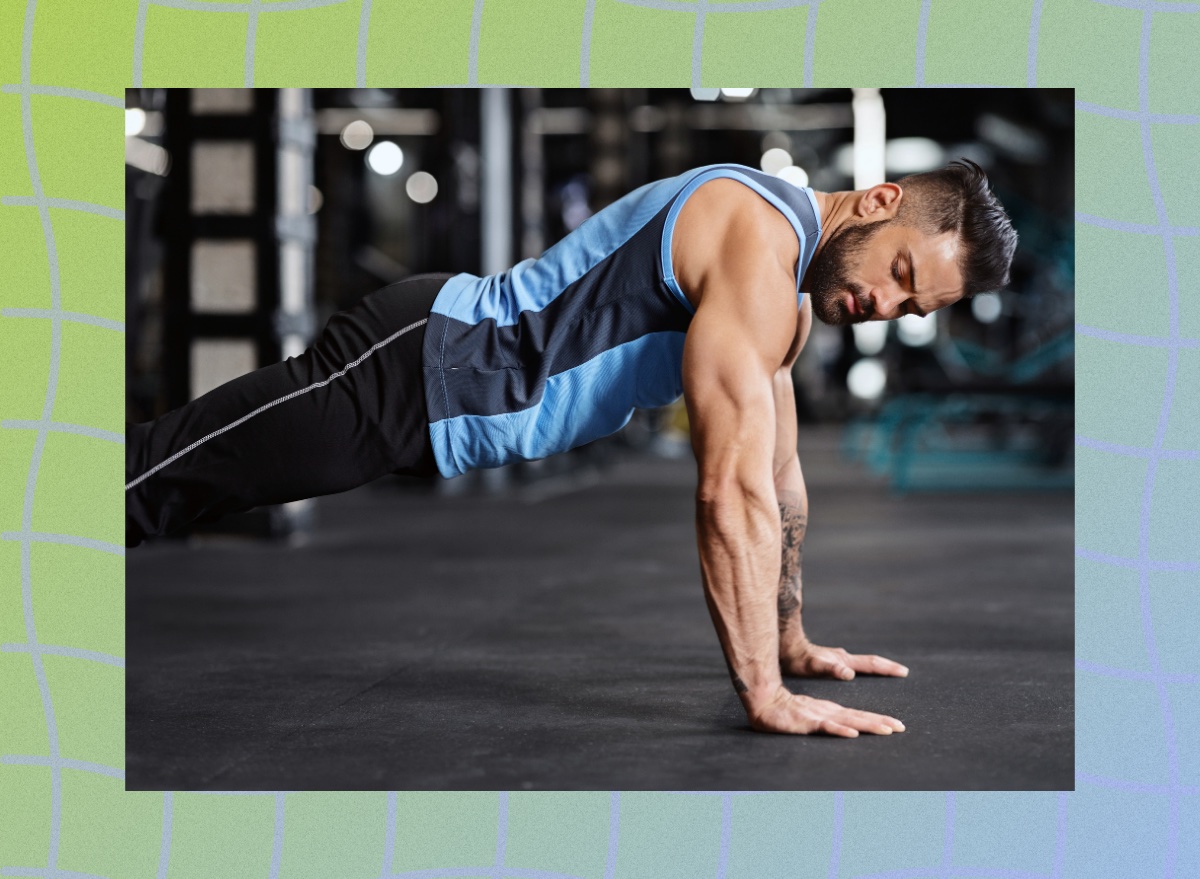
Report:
805,159,1018,326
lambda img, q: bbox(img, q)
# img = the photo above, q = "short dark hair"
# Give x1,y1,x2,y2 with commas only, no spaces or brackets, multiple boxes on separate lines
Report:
894,158,1018,298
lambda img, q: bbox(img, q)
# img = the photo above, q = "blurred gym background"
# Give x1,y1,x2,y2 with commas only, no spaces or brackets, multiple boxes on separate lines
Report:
124,88,1073,789
125,87,1073,542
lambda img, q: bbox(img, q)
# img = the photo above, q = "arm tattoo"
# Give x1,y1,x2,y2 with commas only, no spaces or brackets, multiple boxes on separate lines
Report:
777,491,807,635
723,654,749,695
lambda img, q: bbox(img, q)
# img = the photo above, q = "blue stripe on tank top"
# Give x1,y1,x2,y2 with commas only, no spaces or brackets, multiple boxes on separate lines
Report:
428,331,688,478
423,201,689,423
659,167,821,314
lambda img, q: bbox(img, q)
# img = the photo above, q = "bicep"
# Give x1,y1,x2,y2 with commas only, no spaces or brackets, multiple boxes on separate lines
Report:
681,276,797,490
683,317,777,490
774,295,810,483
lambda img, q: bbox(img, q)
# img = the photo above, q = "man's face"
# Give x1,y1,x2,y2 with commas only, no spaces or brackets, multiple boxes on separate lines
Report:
804,217,966,326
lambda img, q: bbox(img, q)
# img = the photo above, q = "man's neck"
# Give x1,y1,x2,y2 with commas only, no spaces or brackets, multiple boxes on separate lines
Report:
810,189,859,262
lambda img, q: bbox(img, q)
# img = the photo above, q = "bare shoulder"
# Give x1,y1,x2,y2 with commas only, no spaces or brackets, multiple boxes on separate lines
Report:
671,178,801,313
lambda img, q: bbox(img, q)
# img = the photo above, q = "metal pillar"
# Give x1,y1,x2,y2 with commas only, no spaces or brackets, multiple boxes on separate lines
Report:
480,87,513,275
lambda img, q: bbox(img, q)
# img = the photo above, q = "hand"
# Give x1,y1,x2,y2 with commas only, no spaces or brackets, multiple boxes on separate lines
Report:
746,685,905,737
782,642,909,681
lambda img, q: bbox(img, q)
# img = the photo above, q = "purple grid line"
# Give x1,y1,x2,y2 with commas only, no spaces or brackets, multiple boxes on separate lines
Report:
1076,772,1200,796
1076,322,1199,349
357,0,372,87
0,755,123,780
245,0,261,87
269,792,285,879
604,791,620,879
803,1,819,87
716,791,732,879
1,642,125,669
828,791,843,879
914,0,931,86
1075,211,1198,236
580,0,596,87
1,195,123,221
1075,434,1197,460
1028,0,1044,86
157,791,173,879
380,791,397,878
1,308,125,332
1,531,125,556
2,419,125,445
1075,546,1199,573
942,791,956,874
133,0,149,86
468,0,483,85
1076,100,1198,124
0,83,122,107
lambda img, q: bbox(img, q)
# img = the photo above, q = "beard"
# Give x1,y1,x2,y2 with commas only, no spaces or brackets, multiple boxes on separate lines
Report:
804,218,890,326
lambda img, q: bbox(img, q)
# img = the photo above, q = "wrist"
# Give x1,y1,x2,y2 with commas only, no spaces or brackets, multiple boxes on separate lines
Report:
738,678,786,714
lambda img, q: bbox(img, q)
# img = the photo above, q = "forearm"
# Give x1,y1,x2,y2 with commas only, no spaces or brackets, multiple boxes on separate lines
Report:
695,481,783,706
774,455,810,659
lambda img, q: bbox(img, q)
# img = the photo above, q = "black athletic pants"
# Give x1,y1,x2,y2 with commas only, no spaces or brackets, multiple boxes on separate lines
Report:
125,273,452,547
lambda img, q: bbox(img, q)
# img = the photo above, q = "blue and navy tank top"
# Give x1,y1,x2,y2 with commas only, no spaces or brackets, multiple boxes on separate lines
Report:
421,163,823,479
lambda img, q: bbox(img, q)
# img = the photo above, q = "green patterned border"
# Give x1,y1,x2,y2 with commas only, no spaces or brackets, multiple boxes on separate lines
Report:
2,0,1197,876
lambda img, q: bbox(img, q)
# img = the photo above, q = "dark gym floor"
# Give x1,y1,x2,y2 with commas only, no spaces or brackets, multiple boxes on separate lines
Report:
126,426,1073,791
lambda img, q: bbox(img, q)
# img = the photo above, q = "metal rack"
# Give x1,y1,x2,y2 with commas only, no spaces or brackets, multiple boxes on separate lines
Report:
160,88,318,539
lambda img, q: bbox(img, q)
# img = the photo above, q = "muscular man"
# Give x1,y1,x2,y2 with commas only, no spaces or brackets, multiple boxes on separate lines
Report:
126,159,1018,737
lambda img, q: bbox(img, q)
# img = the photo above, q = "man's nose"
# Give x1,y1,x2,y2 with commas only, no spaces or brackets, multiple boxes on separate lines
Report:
873,287,906,320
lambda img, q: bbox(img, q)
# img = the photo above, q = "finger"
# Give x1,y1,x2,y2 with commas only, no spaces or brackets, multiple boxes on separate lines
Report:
846,654,910,677
818,719,859,738
834,707,905,734
812,657,856,680
827,709,891,735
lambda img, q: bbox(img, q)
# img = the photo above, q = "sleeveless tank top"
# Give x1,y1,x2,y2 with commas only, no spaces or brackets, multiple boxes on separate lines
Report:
421,162,823,479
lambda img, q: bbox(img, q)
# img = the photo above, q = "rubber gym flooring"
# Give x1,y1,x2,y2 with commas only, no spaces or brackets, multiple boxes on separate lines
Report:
126,426,1073,791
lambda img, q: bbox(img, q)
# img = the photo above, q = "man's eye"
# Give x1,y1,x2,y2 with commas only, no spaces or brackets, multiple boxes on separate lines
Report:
892,262,901,282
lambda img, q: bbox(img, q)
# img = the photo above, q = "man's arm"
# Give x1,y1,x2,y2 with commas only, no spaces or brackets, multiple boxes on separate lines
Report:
678,190,904,736
771,368,810,657
772,367,910,682
682,260,790,712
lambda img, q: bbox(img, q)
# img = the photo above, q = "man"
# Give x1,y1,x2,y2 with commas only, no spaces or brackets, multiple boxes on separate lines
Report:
126,159,1018,737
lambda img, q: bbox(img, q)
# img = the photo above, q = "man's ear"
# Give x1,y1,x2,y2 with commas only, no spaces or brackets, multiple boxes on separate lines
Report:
857,182,903,219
